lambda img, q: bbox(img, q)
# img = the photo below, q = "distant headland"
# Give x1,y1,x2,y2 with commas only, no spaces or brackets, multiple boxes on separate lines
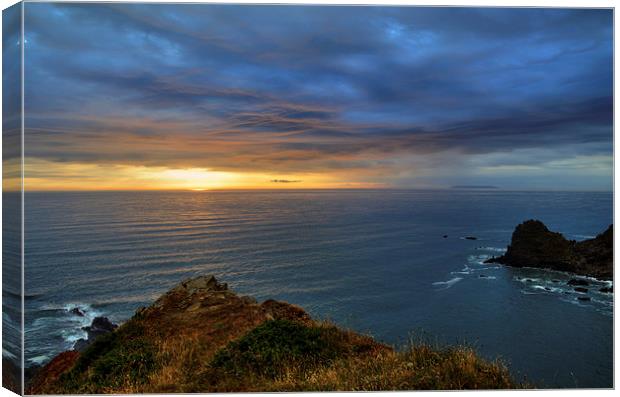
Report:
451,185,499,189
486,220,613,281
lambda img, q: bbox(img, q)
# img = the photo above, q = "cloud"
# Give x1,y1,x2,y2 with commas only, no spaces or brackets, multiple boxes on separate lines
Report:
21,4,613,190
271,179,302,183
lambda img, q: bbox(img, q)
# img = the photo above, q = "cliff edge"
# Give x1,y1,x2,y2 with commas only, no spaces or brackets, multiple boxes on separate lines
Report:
27,275,519,393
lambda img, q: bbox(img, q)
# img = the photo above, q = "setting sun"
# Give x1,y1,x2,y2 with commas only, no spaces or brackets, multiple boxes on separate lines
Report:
22,158,381,191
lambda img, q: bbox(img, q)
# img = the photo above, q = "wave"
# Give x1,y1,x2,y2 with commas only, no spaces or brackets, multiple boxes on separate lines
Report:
62,303,105,340
28,355,52,366
514,267,612,285
451,265,472,275
25,302,112,366
570,234,595,240
432,277,463,290
466,254,494,266
514,276,543,284
530,285,563,293
560,296,595,309
476,246,507,253
2,348,17,359
3,289,44,301
515,273,613,316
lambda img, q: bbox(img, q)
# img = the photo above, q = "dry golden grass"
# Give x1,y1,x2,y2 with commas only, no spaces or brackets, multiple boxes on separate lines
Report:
193,332,519,392
28,276,525,393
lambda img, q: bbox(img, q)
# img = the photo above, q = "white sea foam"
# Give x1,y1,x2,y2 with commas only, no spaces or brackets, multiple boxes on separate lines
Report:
514,276,543,284
477,246,507,253
467,254,489,265
28,355,52,366
531,285,564,293
516,274,613,316
432,277,463,289
451,265,472,275
571,234,595,240
2,349,17,359
515,267,612,285
520,290,543,295
38,303,67,311
55,303,106,344
61,329,87,344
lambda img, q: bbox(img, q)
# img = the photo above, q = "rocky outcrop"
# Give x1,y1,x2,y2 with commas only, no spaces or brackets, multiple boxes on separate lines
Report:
29,275,378,393
73,317,118,352
573,224,613,279
69,307,84,317
27,275,518,393
486,220,613,280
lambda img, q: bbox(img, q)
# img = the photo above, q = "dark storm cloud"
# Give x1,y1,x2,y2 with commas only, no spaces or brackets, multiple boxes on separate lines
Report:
22,3,613,188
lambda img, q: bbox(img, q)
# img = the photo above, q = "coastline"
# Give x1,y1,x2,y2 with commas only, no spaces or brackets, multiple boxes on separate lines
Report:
19,192,614,389
485,220,613,281
27,275,521,393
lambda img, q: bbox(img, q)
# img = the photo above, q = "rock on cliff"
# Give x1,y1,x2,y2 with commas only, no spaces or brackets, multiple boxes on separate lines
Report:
73,317,118,352
487,220,613,280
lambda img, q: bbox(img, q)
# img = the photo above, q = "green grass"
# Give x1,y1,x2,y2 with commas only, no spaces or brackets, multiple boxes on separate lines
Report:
56,321,158,393
40,318,522,393
208,319,348,379
193,319,521,392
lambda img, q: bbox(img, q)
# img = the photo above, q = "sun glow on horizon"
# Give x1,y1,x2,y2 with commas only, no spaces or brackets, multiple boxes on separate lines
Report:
23,159,384,191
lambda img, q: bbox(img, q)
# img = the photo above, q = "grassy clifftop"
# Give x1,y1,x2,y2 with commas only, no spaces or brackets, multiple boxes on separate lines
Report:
28,276,521,393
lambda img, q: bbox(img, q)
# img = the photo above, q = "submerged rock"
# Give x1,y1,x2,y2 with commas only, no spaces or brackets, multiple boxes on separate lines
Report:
567,279,589,286
600,286,613,294
577,296,591,302
485,220,612,280
464,236,478,240
573,287,588,293
69,307,84,317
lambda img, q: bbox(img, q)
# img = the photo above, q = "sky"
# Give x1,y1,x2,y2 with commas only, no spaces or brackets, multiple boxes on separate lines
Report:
17,3,613,190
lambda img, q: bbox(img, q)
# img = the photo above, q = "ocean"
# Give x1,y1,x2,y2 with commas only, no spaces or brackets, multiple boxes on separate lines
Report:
18,190,613,388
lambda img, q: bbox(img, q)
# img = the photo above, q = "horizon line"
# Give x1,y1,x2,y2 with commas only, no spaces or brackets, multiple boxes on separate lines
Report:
14,187,614,193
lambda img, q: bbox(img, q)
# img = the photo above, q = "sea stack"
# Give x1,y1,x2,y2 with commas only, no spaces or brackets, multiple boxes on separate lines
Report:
486,220,613,280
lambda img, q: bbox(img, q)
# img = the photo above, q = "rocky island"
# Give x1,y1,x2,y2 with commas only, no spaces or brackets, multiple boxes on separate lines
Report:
27,275,520,393
486,220,613,280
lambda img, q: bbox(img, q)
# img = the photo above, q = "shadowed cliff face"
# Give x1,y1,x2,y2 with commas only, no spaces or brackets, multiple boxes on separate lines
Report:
488,220,613,280
26,275,519,393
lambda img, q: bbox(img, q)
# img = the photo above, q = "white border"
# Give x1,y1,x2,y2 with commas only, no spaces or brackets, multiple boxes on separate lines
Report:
0,1,617,397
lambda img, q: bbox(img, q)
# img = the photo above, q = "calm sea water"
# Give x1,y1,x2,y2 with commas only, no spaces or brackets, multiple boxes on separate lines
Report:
22,190,613,388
